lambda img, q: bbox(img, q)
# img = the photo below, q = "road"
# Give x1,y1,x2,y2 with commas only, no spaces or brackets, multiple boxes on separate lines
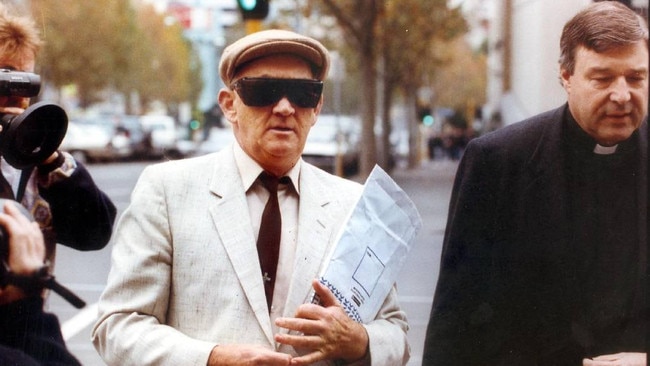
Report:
47,158,458,365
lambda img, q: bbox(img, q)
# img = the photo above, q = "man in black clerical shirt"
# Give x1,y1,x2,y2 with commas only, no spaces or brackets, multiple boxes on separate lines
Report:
423,2,648,365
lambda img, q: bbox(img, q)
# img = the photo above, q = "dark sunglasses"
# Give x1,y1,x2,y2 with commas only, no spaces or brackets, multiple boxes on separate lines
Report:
231,77,323,108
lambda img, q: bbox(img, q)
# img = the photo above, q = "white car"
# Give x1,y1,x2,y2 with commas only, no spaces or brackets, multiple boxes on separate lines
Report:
139,115,178,158
194,127,236,156
302,114,360,176
60,118,131,163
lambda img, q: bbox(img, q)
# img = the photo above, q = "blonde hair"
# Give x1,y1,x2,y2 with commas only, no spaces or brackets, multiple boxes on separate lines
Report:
0,3,42,63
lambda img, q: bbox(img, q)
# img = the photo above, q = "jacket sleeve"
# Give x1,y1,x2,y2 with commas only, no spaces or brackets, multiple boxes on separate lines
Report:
38,156,117,251
0,296,81,366
363,285,410,366
91,165,216,366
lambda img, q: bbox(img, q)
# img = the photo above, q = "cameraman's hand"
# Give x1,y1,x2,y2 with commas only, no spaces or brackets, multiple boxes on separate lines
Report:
0,88,29,113
0,103,26,134
0,105,25,115
0,201,45,304
0,93,29,112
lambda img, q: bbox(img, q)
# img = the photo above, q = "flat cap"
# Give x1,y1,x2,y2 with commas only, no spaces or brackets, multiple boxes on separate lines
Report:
219,29,330,86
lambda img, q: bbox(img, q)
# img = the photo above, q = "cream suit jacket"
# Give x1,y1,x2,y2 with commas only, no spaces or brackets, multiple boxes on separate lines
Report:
92,146,410,366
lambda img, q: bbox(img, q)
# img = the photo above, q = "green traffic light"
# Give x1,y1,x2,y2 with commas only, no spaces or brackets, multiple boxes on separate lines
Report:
423,115,434,126
239,0,257,11
237,0,268,20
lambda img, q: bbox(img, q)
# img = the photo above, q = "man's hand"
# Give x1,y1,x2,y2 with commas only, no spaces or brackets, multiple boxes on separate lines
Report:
583,352,646,366
0,201,45,304
0,201,44,275
41,150,60,165
207,344,291,366
0,105,26,116
274,279,369,365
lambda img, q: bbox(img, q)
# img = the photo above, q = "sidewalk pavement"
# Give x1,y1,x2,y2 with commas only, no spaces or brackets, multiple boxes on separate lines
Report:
373,159,460,366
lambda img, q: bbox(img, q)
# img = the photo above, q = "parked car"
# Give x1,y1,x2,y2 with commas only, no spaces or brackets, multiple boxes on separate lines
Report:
139,115,179,159
110,114,153,160
302,114,360,176
60,117,130,163
193,127,236,156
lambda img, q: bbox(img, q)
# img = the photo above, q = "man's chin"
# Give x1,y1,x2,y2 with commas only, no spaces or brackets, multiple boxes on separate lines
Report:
597,129,637,146
263,144,301,162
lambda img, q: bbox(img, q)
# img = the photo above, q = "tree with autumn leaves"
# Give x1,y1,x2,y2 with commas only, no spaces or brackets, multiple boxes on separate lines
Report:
30,0,201,114
303,0,477,175
26,0,480,174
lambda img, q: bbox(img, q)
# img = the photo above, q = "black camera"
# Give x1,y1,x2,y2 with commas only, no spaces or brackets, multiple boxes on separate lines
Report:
0,199,85,308
0,69,41,97
0,69,68,169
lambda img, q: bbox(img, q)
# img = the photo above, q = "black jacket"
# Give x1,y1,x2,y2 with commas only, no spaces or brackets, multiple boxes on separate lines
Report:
423,105,647,365
38,161,116,251
0,297,81,365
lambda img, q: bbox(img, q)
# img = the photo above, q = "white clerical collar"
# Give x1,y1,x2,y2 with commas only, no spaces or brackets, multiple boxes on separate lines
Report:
593,144,618,155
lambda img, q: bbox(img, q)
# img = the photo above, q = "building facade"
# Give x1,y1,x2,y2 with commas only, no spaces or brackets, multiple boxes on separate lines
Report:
486,0,648,128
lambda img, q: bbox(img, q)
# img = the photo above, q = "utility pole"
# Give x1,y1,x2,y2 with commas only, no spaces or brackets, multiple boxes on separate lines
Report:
502,0,512,93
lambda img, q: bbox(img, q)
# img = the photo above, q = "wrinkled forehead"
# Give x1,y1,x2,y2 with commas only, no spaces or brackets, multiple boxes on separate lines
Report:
574,41,649,70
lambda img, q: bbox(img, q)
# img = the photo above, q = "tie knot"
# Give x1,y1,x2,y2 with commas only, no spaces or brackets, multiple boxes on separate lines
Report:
258,172,290,194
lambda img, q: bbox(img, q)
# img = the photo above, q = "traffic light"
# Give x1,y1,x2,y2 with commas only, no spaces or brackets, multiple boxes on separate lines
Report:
418,106,434,126
237,0,269,20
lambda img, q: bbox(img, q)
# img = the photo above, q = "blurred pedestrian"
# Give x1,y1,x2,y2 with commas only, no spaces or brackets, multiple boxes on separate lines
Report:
0,3,116,304
93,29,409,366
202,101,224,141
423,2,647,365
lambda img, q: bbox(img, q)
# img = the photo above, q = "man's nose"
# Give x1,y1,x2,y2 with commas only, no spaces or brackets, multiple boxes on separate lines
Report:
610,78,632,104
273,96,295,115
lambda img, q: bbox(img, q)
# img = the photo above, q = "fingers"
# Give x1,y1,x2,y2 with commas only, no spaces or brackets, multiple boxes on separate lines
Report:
0,202,44,274
274,279,369,364
311,279,340,307
277,280,345,335
583,352,647,366
289,350,326,366
0,106,25,116
276,313,325,335
206,344,291,366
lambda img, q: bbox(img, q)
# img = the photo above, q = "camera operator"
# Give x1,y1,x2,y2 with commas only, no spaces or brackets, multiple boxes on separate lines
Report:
0,3,116,303
0,201,80,365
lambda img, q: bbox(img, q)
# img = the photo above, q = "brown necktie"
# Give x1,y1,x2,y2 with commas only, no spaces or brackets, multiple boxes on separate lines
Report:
257,172,289,312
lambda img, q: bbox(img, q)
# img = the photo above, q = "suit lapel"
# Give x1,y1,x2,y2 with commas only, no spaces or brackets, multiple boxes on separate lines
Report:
282,165,338,320
207,148,275,344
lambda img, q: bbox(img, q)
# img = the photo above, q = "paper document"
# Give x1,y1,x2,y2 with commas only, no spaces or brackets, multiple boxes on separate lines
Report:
312,165,422,323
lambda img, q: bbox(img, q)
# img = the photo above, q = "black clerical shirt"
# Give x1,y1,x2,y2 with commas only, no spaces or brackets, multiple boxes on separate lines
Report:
563,115,645,356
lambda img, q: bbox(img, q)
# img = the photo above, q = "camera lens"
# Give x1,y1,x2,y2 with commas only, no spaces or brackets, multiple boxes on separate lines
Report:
0,102,68,169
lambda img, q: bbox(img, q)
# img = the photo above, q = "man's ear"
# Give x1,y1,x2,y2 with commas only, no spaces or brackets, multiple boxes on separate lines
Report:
560,68,572,91
218,89,237,124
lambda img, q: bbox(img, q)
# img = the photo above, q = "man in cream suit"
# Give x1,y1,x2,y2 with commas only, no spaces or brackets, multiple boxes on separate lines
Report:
92,30,409,366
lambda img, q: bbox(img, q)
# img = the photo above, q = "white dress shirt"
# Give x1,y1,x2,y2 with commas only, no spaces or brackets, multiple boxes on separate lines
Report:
233,143,301,334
